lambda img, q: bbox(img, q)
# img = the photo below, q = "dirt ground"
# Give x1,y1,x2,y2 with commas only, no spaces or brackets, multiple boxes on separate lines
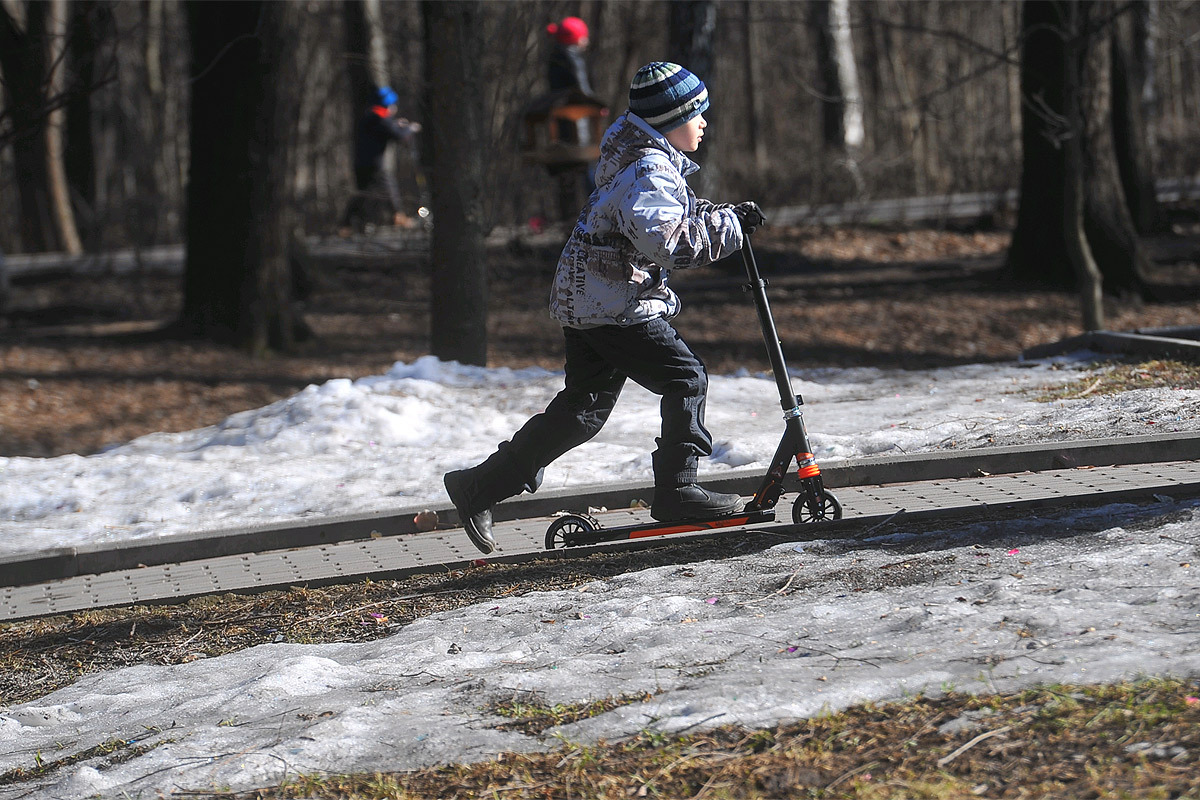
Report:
2,219,1199,458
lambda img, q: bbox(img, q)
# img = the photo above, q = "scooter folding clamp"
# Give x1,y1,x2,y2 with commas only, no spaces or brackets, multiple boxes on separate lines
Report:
796,452,821,479
782,405,804,420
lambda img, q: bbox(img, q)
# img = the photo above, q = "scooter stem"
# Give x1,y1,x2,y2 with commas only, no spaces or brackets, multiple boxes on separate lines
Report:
739,235,800,413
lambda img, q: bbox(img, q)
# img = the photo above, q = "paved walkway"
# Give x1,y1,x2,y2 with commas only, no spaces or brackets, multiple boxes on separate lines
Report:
4,451,1200,622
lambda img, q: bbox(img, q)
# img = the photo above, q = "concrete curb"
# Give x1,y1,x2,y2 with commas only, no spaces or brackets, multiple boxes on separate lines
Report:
3,431,1200,588
1023,327,1200,361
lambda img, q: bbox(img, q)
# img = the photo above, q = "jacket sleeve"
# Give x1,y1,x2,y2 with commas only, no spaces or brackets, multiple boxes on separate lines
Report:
696,199,729,214
617,159,742,270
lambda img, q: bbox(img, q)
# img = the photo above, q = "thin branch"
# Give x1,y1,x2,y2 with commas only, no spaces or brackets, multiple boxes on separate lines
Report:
937,725,1013,767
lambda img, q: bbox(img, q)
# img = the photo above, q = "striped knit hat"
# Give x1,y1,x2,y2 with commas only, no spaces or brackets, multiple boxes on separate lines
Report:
628,62,709,133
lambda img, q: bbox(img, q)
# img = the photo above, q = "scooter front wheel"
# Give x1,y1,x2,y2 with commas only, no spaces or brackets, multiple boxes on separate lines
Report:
545,514,598,549
791,489,843,525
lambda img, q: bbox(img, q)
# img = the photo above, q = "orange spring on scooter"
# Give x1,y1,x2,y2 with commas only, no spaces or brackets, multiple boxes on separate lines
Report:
796,453,821,479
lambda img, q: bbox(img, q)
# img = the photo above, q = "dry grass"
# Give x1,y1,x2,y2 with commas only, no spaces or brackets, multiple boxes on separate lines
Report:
1035,358,1200,401
220,679,1200,799
489,691,658,735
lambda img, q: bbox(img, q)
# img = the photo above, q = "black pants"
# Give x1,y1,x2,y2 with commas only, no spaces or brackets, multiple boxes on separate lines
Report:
474,317,713,506
341,165,402,230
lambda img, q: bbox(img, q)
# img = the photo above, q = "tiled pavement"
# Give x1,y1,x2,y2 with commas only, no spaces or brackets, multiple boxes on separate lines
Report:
5,458,1200,622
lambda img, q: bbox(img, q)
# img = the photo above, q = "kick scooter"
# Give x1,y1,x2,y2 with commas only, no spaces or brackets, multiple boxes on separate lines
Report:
544,233,843,549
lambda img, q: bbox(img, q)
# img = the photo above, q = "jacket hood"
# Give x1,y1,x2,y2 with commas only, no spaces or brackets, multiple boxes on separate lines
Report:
593,112,699,189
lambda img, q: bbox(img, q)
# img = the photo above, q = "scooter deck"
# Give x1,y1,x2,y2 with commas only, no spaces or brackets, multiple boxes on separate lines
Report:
552,508,777,548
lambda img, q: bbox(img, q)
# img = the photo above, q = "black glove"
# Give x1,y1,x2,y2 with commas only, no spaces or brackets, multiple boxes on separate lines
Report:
732,201,766,234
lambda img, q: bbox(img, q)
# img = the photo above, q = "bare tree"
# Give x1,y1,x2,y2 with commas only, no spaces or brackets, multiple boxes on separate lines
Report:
668,0,717,195
424,0,488,366
810,0,864,155
179,1,308,353
1111,0,1163,234
43,0,81,254
3,1,1200,261
1062,1,1104,330
878,0,937,196
0,0,79,252
1006,0,1149,299
64,0,115,247
809,0,865,195
740,1,767,172
342,1,375,111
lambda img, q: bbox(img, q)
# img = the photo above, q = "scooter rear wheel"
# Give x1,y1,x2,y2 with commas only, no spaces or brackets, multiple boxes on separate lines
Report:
791,489,843,525
545,514,598,549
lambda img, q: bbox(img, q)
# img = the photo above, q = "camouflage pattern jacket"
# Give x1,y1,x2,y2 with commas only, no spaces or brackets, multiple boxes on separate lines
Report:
548,111,743,328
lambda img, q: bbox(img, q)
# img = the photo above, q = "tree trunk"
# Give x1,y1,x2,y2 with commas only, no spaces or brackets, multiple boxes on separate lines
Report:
1008,0,1069,286
668,0,717,196
363,0,390,89
884,0,928,196
668,1,716,87
1063,2,1105,330
0,2,60,251
1001,0,1023,160
1077,0,1149,295
810,0,864,155
1111,0,1162,234
128,0,166,247
180,1,306,353
247,2,308,354
811,0,864,192
424,0,488,366
44,0,82,255
65,0,110,248
857,2,887,156
741,1,767,172
343,1,375,111
810,0,844,150
1006,0,1149,297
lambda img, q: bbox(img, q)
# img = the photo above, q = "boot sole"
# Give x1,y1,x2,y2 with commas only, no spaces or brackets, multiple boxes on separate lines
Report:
650,496,747,523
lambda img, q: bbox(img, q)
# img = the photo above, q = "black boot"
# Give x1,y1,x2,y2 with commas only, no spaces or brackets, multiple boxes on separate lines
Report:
650,446,745,522
443,446,541,555
651,484,746,521
443,469,497,554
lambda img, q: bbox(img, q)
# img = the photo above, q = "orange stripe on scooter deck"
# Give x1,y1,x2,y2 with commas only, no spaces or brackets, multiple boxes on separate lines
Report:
627,516,753,539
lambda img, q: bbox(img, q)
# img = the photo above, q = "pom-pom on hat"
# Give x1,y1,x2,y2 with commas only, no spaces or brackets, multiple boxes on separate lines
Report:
547,16,588,45
628,62,709,133
377,86,399,107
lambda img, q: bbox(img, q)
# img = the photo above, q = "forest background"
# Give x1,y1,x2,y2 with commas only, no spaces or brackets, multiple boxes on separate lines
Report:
1,0,1200,457
4,1,1200,249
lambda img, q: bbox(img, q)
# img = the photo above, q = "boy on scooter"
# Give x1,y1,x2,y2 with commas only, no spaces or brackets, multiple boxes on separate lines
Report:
445,62,764,555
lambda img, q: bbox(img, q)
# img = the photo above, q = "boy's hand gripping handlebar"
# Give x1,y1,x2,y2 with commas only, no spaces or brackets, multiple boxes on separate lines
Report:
733,201,766,234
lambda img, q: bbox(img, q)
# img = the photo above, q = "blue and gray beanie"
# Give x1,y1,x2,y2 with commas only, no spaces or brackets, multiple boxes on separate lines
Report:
628,62,709,133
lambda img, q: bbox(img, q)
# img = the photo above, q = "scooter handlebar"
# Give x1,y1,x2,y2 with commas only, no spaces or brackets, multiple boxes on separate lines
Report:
733,201,766,234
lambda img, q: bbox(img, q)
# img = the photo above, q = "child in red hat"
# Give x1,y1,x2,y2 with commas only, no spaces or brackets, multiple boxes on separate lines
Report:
546,16,592,94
